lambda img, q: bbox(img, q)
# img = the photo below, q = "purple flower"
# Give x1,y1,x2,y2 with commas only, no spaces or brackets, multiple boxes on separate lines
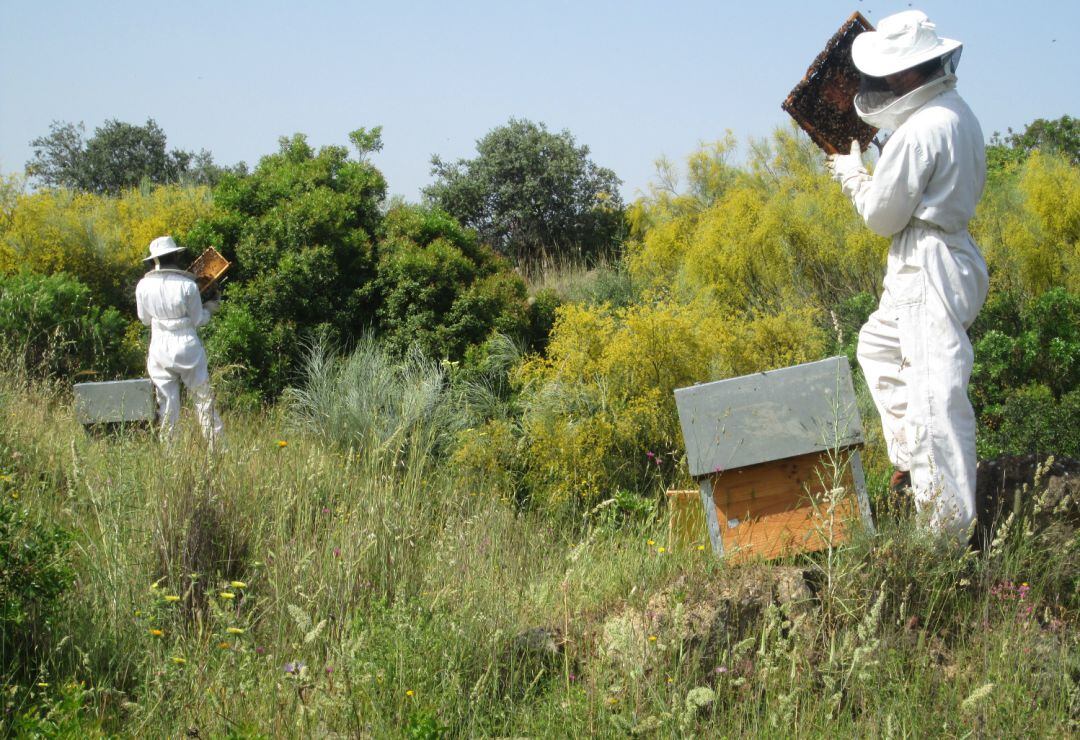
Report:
322,507,330,515
333,547,341,558
255,646,266,655
325,665,334,675
715,666,728,674
646,451,655,459
284,661,305,675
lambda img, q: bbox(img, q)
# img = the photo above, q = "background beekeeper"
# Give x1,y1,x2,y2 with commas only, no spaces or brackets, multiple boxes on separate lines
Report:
136,236,224,446
827,10,987,541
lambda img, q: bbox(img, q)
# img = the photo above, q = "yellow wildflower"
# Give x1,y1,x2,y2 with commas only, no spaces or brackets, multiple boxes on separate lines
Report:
657,547,666,554
277,440,288,448
226,627,245,635
230,581,247,589
36,682,48,688
647,539,655,546
648,635,657,643
697,545,706,551
219,591,236,600
406,689,415,697
171,656,186,665
218,641,231,649
149,629,164,637
164,595,180,603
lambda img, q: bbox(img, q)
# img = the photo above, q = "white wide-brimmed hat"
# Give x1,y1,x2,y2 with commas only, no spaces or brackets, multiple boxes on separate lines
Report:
143,235,186,263
852,10,962,78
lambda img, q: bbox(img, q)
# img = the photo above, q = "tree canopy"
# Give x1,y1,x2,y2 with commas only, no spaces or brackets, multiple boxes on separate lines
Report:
987,115,1079,172
424,119,625,270
26,119,239,194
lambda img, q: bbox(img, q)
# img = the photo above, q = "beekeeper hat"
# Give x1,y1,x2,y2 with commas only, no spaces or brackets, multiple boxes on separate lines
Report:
852,10,962,77
143,235,186,263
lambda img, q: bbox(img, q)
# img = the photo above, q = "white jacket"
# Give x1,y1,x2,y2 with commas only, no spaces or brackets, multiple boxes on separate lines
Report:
850,88,985,238
136,269,213,385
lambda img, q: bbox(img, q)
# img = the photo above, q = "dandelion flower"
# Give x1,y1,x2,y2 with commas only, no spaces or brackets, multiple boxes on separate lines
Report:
648,635,657,642
164,595,180,603
171,656,186,665
657,547,666,554
226,627,245,635
277,440,288,448
219,591,236,600
230,581,247,589
697,545,706,551
406,689,415,697
36,682,48,688
647,539,655,546
149,629,164,637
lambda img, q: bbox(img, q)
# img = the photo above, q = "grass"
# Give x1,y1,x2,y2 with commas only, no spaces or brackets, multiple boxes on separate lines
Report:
1,362,1077,737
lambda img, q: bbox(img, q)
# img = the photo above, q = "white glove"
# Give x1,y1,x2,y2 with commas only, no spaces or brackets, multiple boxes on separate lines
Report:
827,140,869,197
204,300,221,315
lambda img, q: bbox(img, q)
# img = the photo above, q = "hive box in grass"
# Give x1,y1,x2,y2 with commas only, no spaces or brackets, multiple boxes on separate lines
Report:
674,356,874,560
73,379,157,425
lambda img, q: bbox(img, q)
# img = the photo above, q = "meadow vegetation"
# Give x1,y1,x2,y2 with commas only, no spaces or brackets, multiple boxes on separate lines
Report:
0,119,1077,735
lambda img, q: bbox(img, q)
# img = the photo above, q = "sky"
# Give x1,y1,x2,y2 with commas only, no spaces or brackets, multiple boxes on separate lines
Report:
1,0,1077,202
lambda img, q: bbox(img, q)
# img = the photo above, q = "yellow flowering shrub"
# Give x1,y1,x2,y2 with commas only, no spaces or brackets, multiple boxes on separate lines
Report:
506,298,826,514
974,151,1080,295
0,184,212,307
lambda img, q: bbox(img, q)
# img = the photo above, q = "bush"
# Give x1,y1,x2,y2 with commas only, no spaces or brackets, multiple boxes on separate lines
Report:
0,271,141,379
191,131,387,398
0,184,213,310
371,205,530,360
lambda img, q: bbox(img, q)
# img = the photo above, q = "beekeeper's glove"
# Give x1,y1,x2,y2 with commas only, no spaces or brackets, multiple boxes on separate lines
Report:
827,140,869,198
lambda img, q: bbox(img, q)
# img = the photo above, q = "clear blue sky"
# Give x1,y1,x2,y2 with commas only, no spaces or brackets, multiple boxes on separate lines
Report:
1,1,1076,201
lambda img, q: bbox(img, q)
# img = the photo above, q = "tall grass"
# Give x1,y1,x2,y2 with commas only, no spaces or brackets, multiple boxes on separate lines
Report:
1,350,1077,736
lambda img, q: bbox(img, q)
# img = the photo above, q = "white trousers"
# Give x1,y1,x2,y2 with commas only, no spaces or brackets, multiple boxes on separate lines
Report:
857,225,988,539
147,337,224,447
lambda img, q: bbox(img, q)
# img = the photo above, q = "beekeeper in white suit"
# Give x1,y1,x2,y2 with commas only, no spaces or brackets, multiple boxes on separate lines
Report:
136,236,224,446
827,10,987,541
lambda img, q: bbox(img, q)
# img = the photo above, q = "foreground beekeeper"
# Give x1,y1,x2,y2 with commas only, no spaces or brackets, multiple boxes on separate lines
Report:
827,10,986,541
136,236,224,446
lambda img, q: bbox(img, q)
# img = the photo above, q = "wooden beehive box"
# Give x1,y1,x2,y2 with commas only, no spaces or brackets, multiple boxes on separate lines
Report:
782,12,878,155
73,379,157,424
188,247,230,295
674,356,874,559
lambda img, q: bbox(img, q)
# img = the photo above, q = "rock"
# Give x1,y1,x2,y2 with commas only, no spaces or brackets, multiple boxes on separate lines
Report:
498,626,564,698
598,566,816,678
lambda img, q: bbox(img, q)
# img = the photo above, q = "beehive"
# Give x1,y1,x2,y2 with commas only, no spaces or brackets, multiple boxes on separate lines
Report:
782,12,878,155
73,379,157,424
188,247,231,295
674,356,874,559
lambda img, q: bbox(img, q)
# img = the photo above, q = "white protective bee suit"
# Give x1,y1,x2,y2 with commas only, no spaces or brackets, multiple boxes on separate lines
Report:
135,237,224,445
830,11,987,539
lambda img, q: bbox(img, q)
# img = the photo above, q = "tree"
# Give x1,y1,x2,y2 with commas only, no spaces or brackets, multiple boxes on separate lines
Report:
26,119,238,194
987,115,1079,172
424,119,625,270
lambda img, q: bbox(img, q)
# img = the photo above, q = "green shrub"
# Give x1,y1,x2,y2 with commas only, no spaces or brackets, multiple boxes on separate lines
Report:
0,271,141,379
192,131,387,398
372,205,530,361
978,384,1080,458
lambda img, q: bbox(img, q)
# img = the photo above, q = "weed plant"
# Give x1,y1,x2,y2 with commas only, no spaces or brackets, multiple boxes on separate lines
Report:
0,357,1076,736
